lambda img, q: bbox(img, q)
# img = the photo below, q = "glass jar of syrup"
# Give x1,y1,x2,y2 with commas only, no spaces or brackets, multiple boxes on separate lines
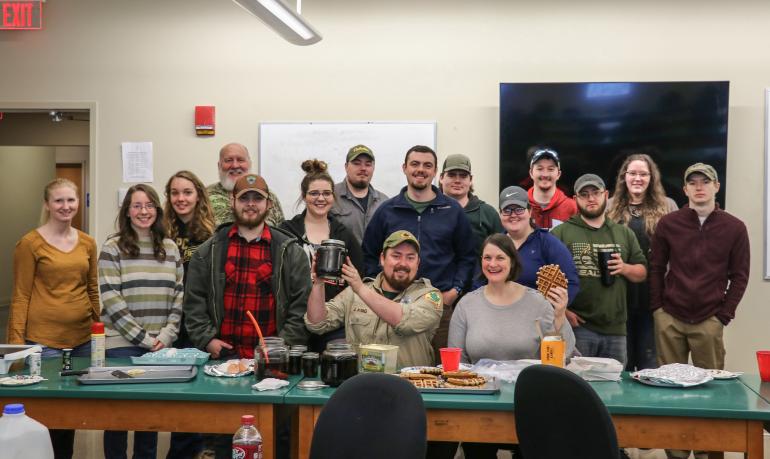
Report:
320,343,358,387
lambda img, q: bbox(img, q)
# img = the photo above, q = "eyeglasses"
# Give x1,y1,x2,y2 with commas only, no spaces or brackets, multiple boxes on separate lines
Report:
501,206,527,216
625,171,650,179
130,203,156,211
577,190,604,200
307,190,333,199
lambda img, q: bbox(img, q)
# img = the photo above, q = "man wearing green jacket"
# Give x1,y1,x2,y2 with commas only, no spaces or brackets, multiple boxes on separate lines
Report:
439,154,503,257
184,173,311,357
552,173,647,365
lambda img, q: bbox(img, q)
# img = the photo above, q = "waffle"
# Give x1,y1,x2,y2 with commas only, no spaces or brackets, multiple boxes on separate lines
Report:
446,377,486,387
441,370,477,379
419,367,443,375
400,372,438,380
536,264,568,297
411,379,444,388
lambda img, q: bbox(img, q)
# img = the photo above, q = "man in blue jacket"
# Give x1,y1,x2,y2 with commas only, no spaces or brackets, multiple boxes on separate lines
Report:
362,145,476,363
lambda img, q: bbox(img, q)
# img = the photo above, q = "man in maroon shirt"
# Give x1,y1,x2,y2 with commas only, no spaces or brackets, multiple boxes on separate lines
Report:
526,147,578,229
650,163,749,374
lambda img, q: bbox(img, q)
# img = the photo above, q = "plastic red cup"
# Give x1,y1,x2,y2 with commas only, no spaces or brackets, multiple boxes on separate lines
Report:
439,347,462,372
757,351,770,382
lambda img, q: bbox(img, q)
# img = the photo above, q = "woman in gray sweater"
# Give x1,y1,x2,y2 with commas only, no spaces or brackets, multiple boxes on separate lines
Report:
448,234,575,458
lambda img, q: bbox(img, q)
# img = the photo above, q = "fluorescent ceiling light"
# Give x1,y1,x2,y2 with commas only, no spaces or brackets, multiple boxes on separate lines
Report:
233,0,322,46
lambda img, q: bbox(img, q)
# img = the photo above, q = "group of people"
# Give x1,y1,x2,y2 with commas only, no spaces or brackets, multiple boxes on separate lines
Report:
8,140,750,459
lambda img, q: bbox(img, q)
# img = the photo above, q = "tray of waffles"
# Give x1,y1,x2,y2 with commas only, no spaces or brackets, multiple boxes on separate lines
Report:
536,264,568,297
398,367,500,394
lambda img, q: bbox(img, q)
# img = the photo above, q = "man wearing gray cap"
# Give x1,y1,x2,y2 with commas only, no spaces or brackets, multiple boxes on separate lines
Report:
439,154,503,255
551,173,647,365
650,163,749,375
330,144,388,245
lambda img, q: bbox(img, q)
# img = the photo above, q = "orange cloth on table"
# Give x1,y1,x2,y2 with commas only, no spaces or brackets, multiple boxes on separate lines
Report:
8,230,100,348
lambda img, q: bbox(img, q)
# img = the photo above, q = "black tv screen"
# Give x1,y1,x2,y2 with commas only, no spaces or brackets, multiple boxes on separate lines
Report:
499,81,729,208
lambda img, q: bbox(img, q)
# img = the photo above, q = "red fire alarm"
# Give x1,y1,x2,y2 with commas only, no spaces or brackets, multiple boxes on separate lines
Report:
195,106,215,136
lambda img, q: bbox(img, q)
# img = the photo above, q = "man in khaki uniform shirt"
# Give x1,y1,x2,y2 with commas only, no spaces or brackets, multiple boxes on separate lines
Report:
305,230,443,368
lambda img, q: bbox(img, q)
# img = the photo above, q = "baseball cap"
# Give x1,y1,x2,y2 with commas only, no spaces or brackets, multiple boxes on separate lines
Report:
382,230,420,253
442,154,472,173
574,174,606,194
232,174,269,199
346,145,375,162
499,186,529,210
684,163,718,183
530,148,560,168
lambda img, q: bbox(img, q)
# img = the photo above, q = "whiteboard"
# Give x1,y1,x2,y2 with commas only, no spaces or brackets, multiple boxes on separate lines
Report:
259,122,437,219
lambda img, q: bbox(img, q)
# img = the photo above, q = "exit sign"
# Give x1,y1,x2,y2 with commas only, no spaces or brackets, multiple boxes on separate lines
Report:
1,1,42,30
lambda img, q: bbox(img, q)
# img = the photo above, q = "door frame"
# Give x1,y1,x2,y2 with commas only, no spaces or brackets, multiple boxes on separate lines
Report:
0,101,97,237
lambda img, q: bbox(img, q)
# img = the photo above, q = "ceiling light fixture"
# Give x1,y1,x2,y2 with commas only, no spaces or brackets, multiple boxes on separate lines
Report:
232,0,322,46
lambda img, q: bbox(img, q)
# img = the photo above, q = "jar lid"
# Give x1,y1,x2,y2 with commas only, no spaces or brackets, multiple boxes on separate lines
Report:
320,239,346,248
302,352,320,358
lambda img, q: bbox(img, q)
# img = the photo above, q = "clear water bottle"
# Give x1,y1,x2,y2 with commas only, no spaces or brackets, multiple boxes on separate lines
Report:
0,403,54,459
232,414,263,459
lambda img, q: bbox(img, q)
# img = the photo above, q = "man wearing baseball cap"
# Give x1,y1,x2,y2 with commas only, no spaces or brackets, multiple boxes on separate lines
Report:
207,142,285,227
551,173,647,365
439,154,503,255
650,164,748,459
331,144,388,245
526,146,577,229
306,230,442,368
185,173,312,361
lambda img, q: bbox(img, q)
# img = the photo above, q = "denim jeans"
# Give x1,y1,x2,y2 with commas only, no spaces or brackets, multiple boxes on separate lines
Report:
103,346,158,459
26,340,90,459
573,327,627,367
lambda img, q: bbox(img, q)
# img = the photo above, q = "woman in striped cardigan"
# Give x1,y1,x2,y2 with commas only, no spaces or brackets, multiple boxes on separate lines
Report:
98,183,184,459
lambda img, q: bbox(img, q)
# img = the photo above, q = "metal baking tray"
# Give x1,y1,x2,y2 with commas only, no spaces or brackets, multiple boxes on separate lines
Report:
413,377,501,395
77,365,197,385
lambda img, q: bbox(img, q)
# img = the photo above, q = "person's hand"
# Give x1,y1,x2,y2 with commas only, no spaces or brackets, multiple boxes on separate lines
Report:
565,309,585,328
340,257,364,293
310,255,323,286
150,339,165,352
545,286,568,316
206,339,233,359
442,289,459,308
608,252,625,276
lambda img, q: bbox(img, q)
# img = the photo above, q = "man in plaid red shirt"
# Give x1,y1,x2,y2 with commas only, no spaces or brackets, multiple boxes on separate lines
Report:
184,173,311,358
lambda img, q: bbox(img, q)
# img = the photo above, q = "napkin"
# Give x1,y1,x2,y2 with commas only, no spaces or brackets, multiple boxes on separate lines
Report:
566,356,623,381
252,378,290,391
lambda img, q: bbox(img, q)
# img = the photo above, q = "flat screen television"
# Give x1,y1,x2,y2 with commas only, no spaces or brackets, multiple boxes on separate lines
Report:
499,81,729,208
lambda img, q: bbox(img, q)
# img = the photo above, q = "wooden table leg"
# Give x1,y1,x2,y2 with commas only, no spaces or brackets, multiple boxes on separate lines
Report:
746,421,765,459
295,405,317,459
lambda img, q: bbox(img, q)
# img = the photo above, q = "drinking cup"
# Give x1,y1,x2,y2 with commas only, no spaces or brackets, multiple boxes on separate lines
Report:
439,347,462,372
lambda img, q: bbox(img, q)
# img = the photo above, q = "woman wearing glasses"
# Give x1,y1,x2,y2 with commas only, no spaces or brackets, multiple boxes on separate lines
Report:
607,154,677,371
496,185,579,306
98,184,184,459
280,159,363,350
9,178,98,458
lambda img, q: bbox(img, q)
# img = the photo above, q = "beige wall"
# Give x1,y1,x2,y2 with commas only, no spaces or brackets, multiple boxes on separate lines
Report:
0,0,768,371
0,147,56,306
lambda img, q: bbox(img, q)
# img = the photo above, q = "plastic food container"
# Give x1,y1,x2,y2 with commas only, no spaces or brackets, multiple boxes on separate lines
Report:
358,344,399,374
0,345,42,375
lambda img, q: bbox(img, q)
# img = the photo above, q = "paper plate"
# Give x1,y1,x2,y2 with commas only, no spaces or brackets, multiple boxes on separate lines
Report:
706,369,743,380
0,375,46,386
203,359,254,378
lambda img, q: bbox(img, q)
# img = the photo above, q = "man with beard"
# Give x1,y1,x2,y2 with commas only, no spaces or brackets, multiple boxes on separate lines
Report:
551,174,647,365
362,145,475,364
526,147,577,229
207,142,285,227
330,144,388,245
184,173,311,359
306,230,442,367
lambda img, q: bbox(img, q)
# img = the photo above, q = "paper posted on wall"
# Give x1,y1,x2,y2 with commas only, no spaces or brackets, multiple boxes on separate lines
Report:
121,142,153,182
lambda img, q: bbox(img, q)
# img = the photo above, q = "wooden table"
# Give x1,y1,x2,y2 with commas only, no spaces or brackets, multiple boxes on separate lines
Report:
285,373,770,459
0,358,300,459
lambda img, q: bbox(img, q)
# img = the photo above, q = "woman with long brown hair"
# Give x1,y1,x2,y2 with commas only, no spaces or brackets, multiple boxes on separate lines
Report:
608,153,677,371
9,177,99,458
99,184,184,459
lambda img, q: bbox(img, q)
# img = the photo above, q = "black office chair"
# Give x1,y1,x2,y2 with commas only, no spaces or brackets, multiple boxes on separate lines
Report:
309,373,427,459
514,364,619,459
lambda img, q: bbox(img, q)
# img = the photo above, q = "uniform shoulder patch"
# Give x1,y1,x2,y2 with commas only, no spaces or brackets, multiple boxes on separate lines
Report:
424,291,442,310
